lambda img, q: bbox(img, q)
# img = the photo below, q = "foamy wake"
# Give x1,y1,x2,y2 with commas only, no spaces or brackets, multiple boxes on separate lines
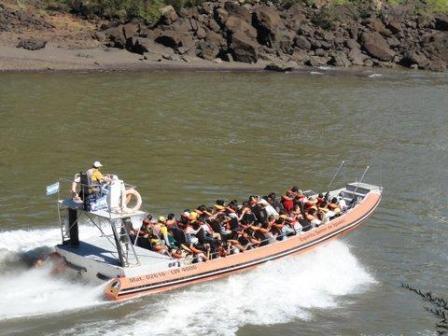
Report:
55,240,376,336
0,264,107,320
0,225,108,320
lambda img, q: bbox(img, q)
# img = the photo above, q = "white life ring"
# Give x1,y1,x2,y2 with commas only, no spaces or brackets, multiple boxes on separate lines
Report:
124,189,142,212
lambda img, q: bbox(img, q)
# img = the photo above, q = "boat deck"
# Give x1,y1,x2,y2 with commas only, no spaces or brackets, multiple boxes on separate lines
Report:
56,236,173,278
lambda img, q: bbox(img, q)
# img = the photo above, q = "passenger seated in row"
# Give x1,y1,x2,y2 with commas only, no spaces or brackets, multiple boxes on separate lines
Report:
133,187,348,261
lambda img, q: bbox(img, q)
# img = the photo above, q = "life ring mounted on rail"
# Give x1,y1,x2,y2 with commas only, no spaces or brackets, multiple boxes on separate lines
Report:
123,188,142,212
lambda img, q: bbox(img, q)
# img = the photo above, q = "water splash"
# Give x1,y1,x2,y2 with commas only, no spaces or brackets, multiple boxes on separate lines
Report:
0,225,108,320
368,73,383,78
0,263,106,320
56,240,376,336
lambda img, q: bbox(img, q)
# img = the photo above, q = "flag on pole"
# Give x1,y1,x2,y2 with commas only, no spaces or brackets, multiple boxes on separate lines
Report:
46,182,60,196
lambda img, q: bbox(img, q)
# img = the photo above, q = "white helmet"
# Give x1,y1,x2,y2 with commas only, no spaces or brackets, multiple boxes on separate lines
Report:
93,160,103,168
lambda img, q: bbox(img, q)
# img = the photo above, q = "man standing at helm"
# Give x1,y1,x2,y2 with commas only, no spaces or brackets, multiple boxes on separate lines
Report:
87,161,109,185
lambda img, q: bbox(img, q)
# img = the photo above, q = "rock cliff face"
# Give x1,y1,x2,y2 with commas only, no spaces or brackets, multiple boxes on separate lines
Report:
3,0,448,72
99,2,448,71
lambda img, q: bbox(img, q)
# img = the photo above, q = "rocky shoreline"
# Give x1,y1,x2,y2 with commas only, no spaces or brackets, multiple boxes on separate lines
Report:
1,1,448,72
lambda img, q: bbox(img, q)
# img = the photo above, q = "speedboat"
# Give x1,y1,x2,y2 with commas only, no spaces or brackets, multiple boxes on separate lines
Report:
48,172,382,302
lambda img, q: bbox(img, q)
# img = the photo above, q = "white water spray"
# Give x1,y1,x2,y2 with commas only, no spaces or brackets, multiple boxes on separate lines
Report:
0,225,108,320
56,240,376,336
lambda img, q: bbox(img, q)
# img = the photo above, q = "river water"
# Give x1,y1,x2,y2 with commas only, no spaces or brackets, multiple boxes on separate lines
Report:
0,68,447,336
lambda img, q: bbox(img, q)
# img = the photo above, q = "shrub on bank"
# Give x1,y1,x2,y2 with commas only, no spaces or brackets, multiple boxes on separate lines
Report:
43,0,448,24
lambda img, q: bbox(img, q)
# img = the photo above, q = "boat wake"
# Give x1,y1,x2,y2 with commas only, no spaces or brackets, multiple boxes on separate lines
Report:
0,226,108,321
55,240,376,336
0,226,375,332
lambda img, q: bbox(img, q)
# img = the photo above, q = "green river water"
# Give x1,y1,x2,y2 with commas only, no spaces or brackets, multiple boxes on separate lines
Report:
0,68,447,336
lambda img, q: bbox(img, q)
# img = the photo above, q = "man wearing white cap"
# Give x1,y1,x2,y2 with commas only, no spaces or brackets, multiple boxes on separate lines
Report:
86,161,108,184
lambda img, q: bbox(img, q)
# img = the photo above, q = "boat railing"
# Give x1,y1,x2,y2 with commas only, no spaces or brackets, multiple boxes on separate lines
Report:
55,176,143,267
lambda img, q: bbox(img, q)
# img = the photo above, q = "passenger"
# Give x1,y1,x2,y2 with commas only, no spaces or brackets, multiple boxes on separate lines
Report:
306,208,322,227
238,229,260,249
169,221,187,249
251,217,275,246
250,196,268,225
316,193,325,207
239,204,256,227
171,220,206,262
213,200,226,215
226,235,246,253
164,213,179,248
216,240,228,258
281,191,294,213
180,210,191,226
267,192,283,213
226,202,240,235
220,215,234,240
196,205,212,222
285,208,303,233
305,196,317,210
165,213,177,227
136,219,153,250
338,197,348,212
148,231,169,255
209,215,226,240
294,192,307,208
197,220,219,251
276,215,296,237
268,215,283,240
318,200,336,222
155,216,170,248
184,221,201,248
327,197,342,216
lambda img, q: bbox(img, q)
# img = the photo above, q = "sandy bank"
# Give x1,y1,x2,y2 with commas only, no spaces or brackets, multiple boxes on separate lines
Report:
0,43,274,72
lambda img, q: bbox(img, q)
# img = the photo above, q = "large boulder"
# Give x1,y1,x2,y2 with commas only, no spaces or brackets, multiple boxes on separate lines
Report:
125,37,150,55
348,47,367,66
305,56,329,67
385,19,402,34
435,14,448,31
253,5,282,45
224,2,251,23
294,35,311,50
155,31,183,49
159,5,178,25
364,17,392,37
271,30,294,54
104,26,126,48
264,62,294,72
196,40,220,60
346,38,360,50
361,31,395,61
428,58,446,72
230,32,258,63
155,30,194,54
225,15,257,39
122,22,139,39
423,32,448,63
399,50,429,69
17,38,46,50
214,8,229,26
205,30,226,49
329,51,351,67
